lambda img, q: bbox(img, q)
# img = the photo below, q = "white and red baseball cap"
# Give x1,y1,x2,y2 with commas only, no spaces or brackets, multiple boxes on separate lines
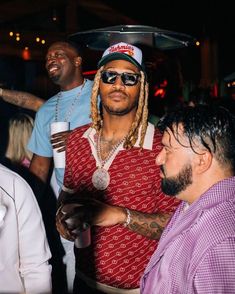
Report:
98,42,144,70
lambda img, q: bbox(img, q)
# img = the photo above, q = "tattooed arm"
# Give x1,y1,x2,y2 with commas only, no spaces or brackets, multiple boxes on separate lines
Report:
0,88,44,111
56,196,172,241
125,209,172,240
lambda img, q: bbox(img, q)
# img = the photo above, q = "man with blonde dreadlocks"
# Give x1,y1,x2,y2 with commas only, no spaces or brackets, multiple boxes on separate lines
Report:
56,42,180,294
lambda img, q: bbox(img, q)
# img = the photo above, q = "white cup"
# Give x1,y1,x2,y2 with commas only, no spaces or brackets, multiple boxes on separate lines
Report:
50,121,70,168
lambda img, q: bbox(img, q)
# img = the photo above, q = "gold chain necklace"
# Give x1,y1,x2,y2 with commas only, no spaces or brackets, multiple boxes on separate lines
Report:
92,131,126,190
54,79,87,122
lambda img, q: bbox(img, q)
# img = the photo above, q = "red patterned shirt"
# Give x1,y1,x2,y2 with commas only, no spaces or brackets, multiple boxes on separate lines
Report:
63,123,180,289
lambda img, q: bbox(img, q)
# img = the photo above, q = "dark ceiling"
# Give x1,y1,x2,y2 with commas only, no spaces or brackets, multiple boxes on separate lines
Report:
0,1,233,37
0,0,234,75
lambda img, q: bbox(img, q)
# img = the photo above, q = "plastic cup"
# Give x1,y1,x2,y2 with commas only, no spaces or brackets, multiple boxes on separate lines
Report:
62,204,91,249
74,223,91,248
50,121,70,168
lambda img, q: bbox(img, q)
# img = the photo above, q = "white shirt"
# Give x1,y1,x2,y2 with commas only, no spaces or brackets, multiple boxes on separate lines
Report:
0,164,52,293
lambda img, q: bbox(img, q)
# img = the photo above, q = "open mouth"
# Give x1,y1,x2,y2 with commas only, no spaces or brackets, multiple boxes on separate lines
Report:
48,65,60,75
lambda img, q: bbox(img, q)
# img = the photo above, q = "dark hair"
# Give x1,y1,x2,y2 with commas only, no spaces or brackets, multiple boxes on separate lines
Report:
49,39,84,58
157,105,235,171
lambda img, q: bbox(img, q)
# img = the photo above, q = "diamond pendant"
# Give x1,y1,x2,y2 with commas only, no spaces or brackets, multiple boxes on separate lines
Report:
92,168,110,190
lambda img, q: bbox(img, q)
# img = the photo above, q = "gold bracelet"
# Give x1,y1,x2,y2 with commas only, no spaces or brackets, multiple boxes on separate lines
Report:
123,208,131,227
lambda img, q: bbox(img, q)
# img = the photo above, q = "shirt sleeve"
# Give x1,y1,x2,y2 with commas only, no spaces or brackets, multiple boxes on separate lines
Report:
27,104,53,157
193,238,235,293
15,175,52,293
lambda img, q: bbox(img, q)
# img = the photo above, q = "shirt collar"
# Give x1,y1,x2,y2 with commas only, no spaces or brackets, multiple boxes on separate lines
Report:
82,122,155,150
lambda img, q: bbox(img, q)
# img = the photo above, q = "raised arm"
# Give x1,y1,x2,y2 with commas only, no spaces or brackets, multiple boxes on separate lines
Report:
0,88,45,111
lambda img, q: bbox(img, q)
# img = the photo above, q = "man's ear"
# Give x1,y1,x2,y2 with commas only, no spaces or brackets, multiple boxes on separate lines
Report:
74,56,82,67
194,151,212,174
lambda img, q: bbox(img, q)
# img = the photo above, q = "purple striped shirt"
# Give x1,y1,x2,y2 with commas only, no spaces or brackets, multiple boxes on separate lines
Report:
141,177,235,294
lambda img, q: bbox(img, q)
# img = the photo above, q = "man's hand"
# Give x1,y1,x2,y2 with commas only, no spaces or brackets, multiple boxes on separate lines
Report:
56,197,127,240
56,203,79,241
51,130,72,152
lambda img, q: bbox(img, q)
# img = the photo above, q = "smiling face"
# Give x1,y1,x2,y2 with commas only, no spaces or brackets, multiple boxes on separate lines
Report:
99,59,141,117
45,42,81,89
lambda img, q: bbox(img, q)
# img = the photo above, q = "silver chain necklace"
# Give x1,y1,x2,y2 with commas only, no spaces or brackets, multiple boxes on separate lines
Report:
92,131,126,190
54,79,87,122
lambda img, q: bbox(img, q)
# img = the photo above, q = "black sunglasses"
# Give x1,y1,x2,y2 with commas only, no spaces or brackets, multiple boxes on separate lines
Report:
101,71,140,86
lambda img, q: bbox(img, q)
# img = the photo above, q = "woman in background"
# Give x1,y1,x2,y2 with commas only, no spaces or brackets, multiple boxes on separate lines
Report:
4,113,34,168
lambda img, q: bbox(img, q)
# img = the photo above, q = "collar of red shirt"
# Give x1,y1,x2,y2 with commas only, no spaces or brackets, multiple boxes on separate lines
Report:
82,122,155,150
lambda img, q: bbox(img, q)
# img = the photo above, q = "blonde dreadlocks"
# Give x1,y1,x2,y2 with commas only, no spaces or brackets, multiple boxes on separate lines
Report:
90,66,149,149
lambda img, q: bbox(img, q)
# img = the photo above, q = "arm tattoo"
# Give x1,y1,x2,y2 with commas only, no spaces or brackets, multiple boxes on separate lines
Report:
1,89,44,111
127,210,172,240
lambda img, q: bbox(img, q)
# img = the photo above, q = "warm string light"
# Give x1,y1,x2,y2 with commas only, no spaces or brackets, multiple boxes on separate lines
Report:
8,31,46,45
7,31,46,60
16,33,20,41
6,9,56,46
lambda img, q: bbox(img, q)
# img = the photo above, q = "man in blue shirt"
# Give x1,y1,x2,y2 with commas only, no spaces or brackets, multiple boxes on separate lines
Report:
27,40,93,293
28,41,93,190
